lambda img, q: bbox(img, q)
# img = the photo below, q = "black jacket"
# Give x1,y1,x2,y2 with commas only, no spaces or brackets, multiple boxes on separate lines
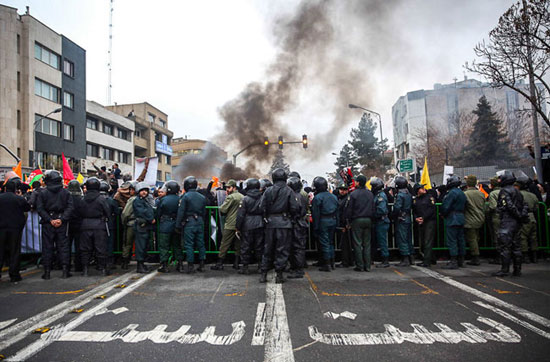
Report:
345,187,374,222
259,180,299,229
76,190,110,230
413,193,437,221
0,192,30,230
498,185,527,221
36,184,74,224
236,189,263,231
69,194,83,230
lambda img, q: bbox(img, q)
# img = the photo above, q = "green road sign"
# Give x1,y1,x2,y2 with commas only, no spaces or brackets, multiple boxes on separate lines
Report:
397,158,415,173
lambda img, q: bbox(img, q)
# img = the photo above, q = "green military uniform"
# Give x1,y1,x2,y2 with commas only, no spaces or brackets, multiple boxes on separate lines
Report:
487,185,501,262
121,196,136,266
464,187,486,260
519,189,538,259
374,190,390,259
156,194,182,264
218,187,244,259
176,189,207,263
133,196,155,263
441,187,466,258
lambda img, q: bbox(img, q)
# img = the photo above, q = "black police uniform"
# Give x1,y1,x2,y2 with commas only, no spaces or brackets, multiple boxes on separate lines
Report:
236,186,264,273
413,191,437,266
68,191,83,272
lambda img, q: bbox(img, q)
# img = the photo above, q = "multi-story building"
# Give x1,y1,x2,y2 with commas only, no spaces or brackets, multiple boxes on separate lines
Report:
107,102,173,181
84,100,134,177
0,5,86,172
171,137,227,184
392,77,546,162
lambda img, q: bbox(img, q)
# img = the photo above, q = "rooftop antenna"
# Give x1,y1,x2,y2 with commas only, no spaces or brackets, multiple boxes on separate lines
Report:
107,0,114,105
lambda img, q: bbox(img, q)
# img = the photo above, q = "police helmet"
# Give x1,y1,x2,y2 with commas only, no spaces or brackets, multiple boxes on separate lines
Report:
67,180,82,195
5,177,22,193
287,177,302,193
137,182,150,193
245,178,260,190
395,175,408,189
43,170,62,185
165,180,180,194
85,177,101,191
515,174,530,190
129,181,138,190
337,182,348,190
183,176,198,191
446,175,462,189
120,181,132,189
356,175,367,187
370,177,384,194
497,170,516,187
312,176,328,193
99,180,111,194
288,171,301,180
272,168,288,182
260,179,273,191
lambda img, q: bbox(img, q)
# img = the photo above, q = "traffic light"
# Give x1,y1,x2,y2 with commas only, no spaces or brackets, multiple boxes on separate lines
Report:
302,134,308,149
278,136,284,149
264,137,269,146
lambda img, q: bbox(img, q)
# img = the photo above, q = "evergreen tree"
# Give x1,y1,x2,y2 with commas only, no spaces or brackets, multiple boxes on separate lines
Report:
268,149,290,175
348,113,388,176
334,144,358,176
461,96,515,166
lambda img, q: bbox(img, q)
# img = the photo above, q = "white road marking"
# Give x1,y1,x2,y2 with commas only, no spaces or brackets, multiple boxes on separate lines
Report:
323,311,357,320
413,266,550,328
6,272,157,361
55,321,246,345
96,306,129,316
252,302,266,346
473,301,550,340
209,280,224,304
0,318,17,330
264,275,294,362
309,316,521,345
0,272,131,351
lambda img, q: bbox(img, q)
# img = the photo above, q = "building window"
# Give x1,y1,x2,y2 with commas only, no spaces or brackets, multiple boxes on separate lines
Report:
135,129,142,138
117,151,129,164
103,123,113,136
63,124,74,141
17,71,20,91
37,152,61,170
35,114,61,137
63,91,74,109
155,132,162,142
166,155,171,164
87,143,99,157
86,117,98,130
17,147,21,158
148,113,156,123
159,118,166,128
34,78,60,103
17,110,21,130
165,172,171,181
117,128,129,140
103,147,114,161
17,34,20,54
157,170,162,181
63,59,74,77
157,153,162,164
34,42,60,69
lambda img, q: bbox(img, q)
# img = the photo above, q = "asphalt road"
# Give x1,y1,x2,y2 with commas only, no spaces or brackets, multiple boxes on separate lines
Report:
1,258,549,362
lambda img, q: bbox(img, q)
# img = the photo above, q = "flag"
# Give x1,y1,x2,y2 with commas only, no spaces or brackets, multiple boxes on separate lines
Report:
62,153,75,185
212,176,219,189
76,173,84,184
25,168,43,185
479,183,489,198
420,157,432,190
12,161,22,178
366,179,372,190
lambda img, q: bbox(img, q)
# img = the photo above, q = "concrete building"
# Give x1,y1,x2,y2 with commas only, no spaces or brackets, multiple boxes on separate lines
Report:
0,5,86,172
107,102,173,181
171,138,228,184
392,77,546,162
84,100,135,177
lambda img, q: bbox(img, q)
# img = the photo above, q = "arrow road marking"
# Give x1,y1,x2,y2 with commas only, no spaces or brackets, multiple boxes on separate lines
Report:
264,274,294,362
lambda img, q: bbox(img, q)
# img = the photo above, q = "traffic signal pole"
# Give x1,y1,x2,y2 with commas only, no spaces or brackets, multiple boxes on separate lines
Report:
232,135,308,166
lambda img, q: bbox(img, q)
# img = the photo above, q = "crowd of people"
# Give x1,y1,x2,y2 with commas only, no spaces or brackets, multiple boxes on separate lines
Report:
0,165,544,284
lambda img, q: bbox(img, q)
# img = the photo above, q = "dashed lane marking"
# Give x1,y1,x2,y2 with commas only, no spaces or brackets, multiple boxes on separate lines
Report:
12,290,84,295
264,273,294,362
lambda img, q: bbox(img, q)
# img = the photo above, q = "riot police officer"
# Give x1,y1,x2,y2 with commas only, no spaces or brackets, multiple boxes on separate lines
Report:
36,170,74,279
413,183,437,267
441,175,466,269
67,180,83,272
311,176,339,272
371,177,390,268
393,176,413,266
100,181,120,271
176,176,207,273
286,176,309,278
516,175,539,264
259,168,299,283
157,180,183,273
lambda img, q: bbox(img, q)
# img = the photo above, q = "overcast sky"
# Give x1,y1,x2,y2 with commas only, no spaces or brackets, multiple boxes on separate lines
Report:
5,0,516,181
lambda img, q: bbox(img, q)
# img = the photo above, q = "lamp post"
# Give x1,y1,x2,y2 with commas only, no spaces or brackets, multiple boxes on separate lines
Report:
33,107,62,167
348,104,384,157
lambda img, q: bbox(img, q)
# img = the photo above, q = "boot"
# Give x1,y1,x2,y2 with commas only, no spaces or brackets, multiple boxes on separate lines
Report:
210,258,224,270
330,258,335,270
397,256,410,267
442,256,459,270
136,261,148,274
522,252,531,264
318,259,331,272
376,257,390,268
82,265,89,277
512,255,522,277
233,256,240,270
41,267,51,280
176,261,183,273
109,257,117,270
62,265,72,279
259,272,268,283
186,262,195,274
275,271,285,284
335,262,349,268
287,269,304,279
408,255,414,266
492,262,510,277
197,260,205,272
457,256,465,268
121,258,129,270
158,261,169,273
467,255,480,266
238,264,250,275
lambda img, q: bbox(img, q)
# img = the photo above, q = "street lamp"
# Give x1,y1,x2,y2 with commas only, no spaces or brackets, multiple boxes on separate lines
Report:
33,107,62,167
348,103,384,158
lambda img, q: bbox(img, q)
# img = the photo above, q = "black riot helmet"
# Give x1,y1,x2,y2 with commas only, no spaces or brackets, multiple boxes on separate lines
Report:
288,171,301,180
272,168,288,182
99,180,110,194
497,170,516,187
260,179,273,191
183,176,198,191
85,177,101,191
395,175,408,189
43,170,62,185
312,176,328,193
67,180,82,195
515,174,530,190
287,177,302,193
5,177,21,193
446,175,462,189
370,177,384,194
165,180,180,194
245,178,260,190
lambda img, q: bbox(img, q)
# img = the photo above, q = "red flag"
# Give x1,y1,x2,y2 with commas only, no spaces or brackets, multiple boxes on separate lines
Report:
62,153,75,185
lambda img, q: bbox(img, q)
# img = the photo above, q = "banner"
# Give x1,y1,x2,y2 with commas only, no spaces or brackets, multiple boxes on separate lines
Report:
134,157,158,186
